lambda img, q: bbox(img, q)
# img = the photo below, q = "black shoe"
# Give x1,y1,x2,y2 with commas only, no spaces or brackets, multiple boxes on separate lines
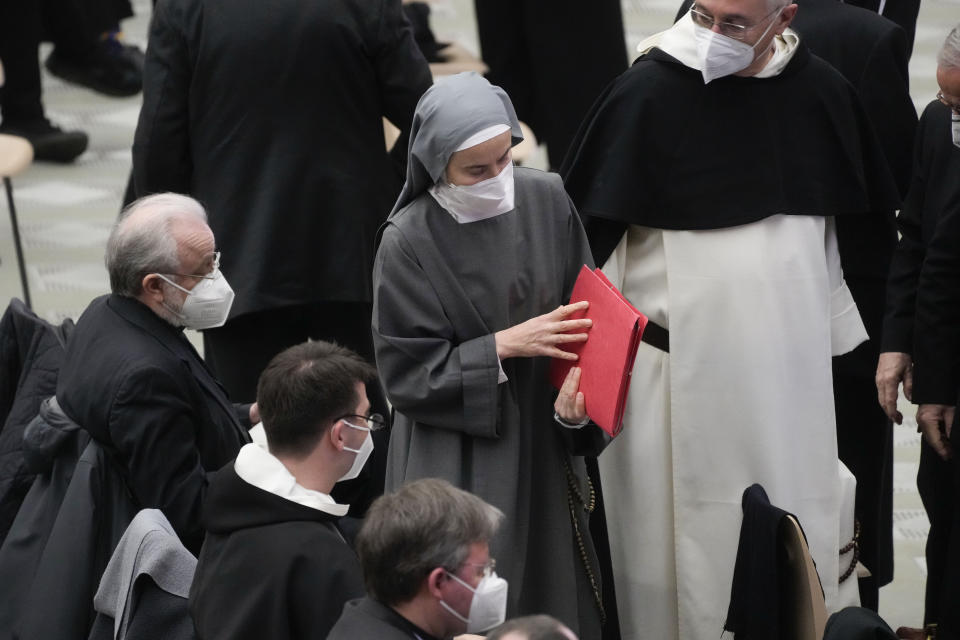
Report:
0,119,89,163
45,38,142,97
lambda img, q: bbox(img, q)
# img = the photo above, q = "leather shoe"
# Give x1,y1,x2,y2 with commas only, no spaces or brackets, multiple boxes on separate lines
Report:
0,119,88,163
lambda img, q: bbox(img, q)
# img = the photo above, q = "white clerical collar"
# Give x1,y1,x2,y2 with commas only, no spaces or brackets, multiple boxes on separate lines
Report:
234,442,349,516
640,11,800,78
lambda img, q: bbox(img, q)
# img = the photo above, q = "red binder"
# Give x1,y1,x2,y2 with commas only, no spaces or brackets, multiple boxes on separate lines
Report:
549,265,647,437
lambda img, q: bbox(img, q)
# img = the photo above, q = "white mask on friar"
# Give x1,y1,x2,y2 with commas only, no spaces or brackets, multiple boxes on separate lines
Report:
693,7,782,84
951,112,960,149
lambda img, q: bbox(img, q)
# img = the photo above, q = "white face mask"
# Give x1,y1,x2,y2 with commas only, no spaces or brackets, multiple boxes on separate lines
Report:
693,7,782,84
430,160,515,223
338,420,374,482
439,570,508,633
156,270,235,330
952,113,960,149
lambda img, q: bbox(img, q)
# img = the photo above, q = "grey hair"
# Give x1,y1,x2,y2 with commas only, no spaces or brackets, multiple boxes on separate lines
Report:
938,24,960,69
105,193,208,297
488,615,576,640
356,478,504,606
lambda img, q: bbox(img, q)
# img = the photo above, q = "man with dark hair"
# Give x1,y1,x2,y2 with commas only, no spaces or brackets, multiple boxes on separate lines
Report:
189,340,377,640
328,478,506,640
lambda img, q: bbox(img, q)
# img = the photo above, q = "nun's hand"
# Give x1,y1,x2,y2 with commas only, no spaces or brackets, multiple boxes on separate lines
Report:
495,301,591,360
554,366,588,425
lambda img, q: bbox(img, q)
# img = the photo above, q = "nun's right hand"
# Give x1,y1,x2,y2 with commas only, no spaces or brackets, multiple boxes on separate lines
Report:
494,301,591,361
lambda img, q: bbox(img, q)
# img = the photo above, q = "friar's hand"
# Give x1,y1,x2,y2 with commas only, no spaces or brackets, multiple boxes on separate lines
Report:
876,352,913,424
917,403,955,461
554,366,588,425
495,301,591,360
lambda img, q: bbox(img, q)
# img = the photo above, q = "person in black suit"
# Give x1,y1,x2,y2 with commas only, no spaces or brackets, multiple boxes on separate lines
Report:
895,24,960,640
56,193,253,554
675,0,916,609
844,0,921,58
131,0,432,408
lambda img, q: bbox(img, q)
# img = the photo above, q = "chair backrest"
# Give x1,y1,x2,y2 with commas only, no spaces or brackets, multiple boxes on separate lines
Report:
780,515,828,640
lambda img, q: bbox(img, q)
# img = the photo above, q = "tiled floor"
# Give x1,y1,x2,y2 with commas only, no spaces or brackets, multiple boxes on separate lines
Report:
2,0,958,632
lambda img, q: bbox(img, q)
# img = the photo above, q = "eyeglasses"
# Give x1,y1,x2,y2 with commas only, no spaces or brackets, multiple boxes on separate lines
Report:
339,413,387,431
168,251,222,281
937,91,960,115
447,558,497,578
689,5,780,41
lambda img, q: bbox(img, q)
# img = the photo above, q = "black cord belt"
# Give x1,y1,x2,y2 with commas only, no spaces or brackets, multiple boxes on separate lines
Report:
641,320,670,353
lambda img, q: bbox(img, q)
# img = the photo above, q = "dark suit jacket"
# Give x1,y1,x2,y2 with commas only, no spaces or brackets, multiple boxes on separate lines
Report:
883,101,960,357
132,0,432,319
910,105,960,405
56,295,250,553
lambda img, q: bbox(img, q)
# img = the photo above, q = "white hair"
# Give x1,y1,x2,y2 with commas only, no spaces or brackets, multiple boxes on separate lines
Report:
938,24,960,69
105,193,208,297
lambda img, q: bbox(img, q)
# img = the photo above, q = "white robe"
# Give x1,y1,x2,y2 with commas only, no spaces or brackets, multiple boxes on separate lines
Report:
599,215,867,640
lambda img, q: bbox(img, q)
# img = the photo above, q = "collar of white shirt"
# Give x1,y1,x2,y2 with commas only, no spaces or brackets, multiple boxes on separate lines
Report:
233,442,349,516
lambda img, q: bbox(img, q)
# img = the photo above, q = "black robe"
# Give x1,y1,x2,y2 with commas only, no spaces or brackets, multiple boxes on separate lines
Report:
189,463,364,640
563,45,899,269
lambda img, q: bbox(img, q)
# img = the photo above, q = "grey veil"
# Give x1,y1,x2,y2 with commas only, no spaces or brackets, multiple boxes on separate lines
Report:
389,72,523,218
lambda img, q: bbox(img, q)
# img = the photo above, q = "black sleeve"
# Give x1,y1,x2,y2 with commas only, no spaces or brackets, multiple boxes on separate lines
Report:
108,363,211,551
372,0,433,173
856,24,917,199
911,185,960,404
880,111,929,354
132,0,194,197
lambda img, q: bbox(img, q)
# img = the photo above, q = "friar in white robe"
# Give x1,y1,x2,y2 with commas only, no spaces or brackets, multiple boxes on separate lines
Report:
561,0,902,637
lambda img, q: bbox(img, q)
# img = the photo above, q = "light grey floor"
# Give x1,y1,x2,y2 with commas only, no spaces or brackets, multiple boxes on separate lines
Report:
2,0,958,632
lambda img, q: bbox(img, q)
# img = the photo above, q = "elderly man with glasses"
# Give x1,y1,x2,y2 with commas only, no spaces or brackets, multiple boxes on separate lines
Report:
55,192,253,555
881,24,960,640
562,0,901,635
190,340,380,640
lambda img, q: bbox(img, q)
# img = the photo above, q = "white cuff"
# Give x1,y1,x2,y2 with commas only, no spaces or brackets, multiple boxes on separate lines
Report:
497,358,508,384
554,411,590,429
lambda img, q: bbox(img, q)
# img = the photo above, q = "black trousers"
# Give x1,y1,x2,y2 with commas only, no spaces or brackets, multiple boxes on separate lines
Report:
202,301,390,518
0,0,134,123
919,434,958,634
474,0,627,169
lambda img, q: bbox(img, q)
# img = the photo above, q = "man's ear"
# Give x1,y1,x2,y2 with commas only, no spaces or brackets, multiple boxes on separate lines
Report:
329,419,346,450
141,273,166,303
426,567,447,599
778,3,798,32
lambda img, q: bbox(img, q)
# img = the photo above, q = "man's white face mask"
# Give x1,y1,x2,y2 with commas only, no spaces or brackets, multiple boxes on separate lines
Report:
952,112,960,149
156,269,235,330
693,6,783,84
439,570,509,633
338,418,374,482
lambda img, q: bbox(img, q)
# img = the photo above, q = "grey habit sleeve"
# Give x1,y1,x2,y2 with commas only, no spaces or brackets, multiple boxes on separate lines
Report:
372,225,502,439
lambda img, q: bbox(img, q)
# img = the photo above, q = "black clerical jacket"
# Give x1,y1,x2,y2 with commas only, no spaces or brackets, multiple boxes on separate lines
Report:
132,0,433,319
56,295,250,554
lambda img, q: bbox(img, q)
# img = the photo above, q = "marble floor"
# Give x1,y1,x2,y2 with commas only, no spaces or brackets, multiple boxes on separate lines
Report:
2,0,958,633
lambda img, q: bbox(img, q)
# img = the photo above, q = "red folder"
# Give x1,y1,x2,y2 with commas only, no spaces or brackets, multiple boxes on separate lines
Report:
549,265,647,437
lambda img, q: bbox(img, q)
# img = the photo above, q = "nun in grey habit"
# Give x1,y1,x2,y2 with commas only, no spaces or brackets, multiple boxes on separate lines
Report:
371,72,608,637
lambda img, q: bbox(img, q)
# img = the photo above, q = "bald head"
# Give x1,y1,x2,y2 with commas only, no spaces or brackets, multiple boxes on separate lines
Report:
106,193,210,297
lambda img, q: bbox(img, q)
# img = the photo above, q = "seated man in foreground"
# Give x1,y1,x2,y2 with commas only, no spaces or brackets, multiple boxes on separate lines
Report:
56,192,252,553
190,340,376,639
328,478,507,640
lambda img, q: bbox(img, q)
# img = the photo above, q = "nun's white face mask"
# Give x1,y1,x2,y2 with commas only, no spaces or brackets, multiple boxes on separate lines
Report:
430,125,515,223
